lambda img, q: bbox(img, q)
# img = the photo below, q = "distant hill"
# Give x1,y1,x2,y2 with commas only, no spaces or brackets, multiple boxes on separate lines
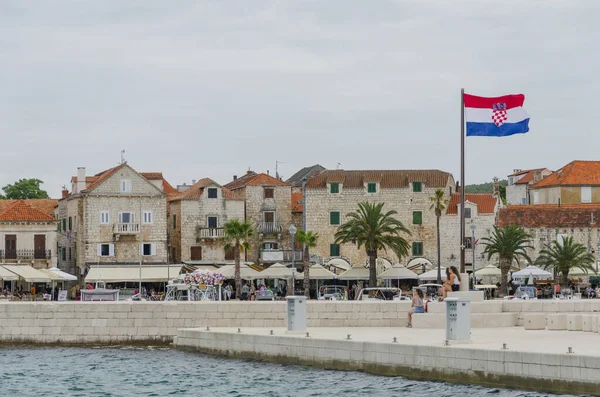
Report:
465,179,507,200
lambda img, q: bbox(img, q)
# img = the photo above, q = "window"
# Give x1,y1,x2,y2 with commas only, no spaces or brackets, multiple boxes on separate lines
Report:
367,183,377,193
582,186,592,203
140,243,156,256
208,216,218,228
68,216,72,230
191,246,203,260
61,248,66,261
58,221,61,232
412,242,423,256
521,197,527,205
264,188,274,199
173,215,177,229
464,208,471,219
330,183,339,194
97,243,114,257
330,243,340,256
509,177,514,186
412,211,422,225
119,212,135,223
263,242,278,250
263,212,274,223
143,211,153,224
533,191,539,205
68,247,72,260
464,237,473,249
224,247,235,260
62,219,66,231
207,188,218,198
100,211,109,225
120,179,132,193
412,182,422,192
330,211,340,225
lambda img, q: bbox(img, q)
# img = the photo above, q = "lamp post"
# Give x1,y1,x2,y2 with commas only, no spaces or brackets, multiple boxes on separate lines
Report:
470,222,476,287
289,224,297,296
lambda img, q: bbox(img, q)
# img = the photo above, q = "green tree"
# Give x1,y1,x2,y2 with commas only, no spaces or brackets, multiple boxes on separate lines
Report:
335,202,411,287
224,219,254,297
535,236,596,288
481,225,533,296
429,189,449,284
296,230,319,298
2,178,49,199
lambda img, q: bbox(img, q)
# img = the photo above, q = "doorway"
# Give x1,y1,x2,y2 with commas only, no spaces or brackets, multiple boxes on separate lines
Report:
5,235,16,259
34,235,46,259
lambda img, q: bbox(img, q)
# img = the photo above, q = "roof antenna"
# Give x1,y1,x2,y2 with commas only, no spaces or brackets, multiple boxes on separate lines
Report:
276,160,285,179
336,162,342,169
120,149,126,164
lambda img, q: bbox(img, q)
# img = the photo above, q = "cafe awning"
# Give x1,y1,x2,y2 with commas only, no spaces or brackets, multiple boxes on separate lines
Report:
46,267,78,281
1,265,52,282
338,265,370,280
0,266,19,281
85,265,182,283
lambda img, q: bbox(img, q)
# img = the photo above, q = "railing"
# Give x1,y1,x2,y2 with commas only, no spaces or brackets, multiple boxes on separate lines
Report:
0,249,51,260
114,223,140,234
260,249,303,262
259,222,283,234
198,227,225,238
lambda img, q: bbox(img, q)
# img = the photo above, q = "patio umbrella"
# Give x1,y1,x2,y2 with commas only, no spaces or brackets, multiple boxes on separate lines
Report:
338,264,370,280
260,263,300,279
215,264,260,280
512,265,552,280
378,264,419,280
418,267,447,282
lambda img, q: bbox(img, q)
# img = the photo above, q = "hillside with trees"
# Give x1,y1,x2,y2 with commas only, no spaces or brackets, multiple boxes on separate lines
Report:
465,179,507,201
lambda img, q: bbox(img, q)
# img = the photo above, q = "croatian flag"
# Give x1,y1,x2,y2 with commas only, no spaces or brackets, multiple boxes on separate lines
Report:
464,93,530,137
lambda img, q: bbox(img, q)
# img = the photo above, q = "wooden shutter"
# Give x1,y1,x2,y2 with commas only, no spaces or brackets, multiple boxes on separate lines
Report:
97,244,103,256
109,244,115,256
330,212,340,225
413,211,422,225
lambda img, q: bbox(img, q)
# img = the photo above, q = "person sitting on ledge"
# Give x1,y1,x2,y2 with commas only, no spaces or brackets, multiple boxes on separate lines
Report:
407,288,425,328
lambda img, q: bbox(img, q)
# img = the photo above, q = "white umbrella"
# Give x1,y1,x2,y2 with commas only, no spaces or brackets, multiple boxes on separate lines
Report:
326,258,351,271
475,265,501,276
378,264,419,280
260,263,299,279
294,264,336,280
527,274,534,286
215,264,260,280
338,264,370,280
418,267,447,282
512,265,552,280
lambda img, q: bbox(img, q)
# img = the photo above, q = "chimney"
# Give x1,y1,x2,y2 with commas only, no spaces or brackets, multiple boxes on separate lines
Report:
76,167,86,193
513,169,521,173
267,170,270,175
61,189,69,199
233,175,237,181
492,177,499,198
192,179,196,185
533,171,542,183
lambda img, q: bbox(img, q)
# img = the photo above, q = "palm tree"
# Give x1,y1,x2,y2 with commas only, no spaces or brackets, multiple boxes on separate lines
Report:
481,225,533,297
335,202,411,287
429,189,449,284
535,236,596,288
296,230,319,298
224,219,254,298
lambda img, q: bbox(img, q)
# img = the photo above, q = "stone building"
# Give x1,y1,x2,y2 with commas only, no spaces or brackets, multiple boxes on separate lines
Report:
498,204,600,268
0,199,58,268
529,161,600,205
56,164,169,279
167,178,244,264
439,193,500,272
506,168,552,205
304,169,455,267
223,171,294,265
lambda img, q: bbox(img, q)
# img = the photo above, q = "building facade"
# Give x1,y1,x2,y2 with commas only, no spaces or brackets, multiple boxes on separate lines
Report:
168,178,244,264
56,164,169,278
506,168,552,205
0,200,58,268
224,171,294,265
529,161,600,205
304,169,455,267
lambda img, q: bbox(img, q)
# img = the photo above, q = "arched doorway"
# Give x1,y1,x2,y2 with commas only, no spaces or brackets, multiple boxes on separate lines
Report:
406,257,435,275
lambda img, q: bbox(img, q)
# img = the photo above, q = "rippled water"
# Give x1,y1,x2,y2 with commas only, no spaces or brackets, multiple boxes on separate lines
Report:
0,347,570,397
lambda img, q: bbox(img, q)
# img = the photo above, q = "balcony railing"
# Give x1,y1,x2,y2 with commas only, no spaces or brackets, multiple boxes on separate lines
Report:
198,227,225,238
114,223,140,234
259,222,283,234
260,249,303,262
0,249,51,261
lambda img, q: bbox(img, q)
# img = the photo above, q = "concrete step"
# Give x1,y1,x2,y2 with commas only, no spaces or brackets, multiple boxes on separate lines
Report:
412,312,518,329
426,300,504,314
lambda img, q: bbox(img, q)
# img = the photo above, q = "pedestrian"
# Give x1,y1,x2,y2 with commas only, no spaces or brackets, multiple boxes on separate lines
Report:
407,288,425,328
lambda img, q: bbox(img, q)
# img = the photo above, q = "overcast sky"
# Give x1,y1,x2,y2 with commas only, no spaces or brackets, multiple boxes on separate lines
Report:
2,1,599,197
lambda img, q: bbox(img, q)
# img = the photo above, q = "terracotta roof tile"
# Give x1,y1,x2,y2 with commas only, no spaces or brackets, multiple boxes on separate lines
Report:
306,170,451,189
291,192,303,213
498,204,600,228
507,168,543,177
140,172,162,180
169,178,245,202
0,200,57,222
70,176,99,184
224,172,289,190
446,193,497,215
83,164,125,192
140,172,178,195
531,161,600,188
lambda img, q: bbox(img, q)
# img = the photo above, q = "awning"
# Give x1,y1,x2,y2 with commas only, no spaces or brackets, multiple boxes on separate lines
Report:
294,264,337,280
378,264,419,280
259,263,299,279
1,265,52,282
0,266,19,281
47,267,78,281
338,265,370,280
85,265,182,283
418,267,447,282
214,264,260,280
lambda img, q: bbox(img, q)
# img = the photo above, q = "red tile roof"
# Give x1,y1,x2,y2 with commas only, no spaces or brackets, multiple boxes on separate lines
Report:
70,176,99,184
513,168,549,185
498,204,600,228
224,172,290,190
169,178,245,202
140,173,178,195
291,192,303,213
0,200,57,222
446,193,498,215
306,170,452,189
531,161,600,188
83,164,125,192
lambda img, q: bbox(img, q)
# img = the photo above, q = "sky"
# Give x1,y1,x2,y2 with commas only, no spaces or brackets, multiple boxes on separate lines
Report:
2,1,599,197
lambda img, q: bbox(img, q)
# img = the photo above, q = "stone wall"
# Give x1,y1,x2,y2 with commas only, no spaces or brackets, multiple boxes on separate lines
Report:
167,201,182,262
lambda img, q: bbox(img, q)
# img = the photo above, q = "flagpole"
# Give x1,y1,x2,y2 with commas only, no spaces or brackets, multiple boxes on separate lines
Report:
460,88,465,274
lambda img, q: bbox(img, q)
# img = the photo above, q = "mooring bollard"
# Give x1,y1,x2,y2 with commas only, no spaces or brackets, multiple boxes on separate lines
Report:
346,334,352,340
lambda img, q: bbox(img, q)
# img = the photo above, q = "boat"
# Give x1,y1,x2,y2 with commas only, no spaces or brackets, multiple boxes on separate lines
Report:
317,285,347,301
164,276,219,301
356,287,404,301
80,281,120,301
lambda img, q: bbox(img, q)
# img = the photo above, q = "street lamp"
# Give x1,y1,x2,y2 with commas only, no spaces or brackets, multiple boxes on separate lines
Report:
470,222,476,287
289,224,297,296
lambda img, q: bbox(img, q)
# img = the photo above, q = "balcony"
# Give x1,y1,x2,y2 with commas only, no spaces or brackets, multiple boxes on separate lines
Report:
259,222,283,234
197,227,225,239
114,223,140,234
0,249,51,261
260,249,303,263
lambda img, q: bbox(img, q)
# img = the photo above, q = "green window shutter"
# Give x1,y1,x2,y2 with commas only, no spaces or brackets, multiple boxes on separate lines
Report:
412,211,422,225
412,242,423,256
330,183,339,194
367,183,376,193
62,219,66,231
330,244,340,256
68,217,72,230
412,182,422,192
173,215,177,229
330,212,340,225
58,222,61,232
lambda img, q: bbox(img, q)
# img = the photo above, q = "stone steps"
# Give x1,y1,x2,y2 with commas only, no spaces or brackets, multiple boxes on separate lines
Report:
412,312,518,329
426,300,504,314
